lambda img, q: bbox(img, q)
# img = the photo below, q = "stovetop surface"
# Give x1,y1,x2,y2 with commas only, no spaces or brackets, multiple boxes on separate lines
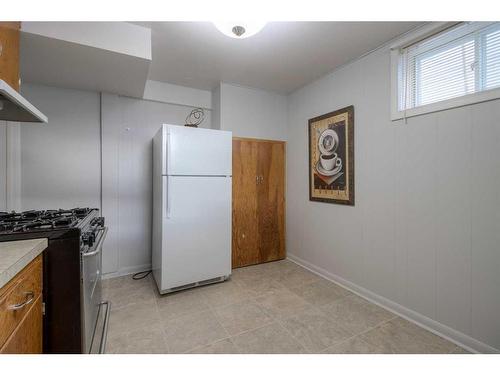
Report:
0,208,96,234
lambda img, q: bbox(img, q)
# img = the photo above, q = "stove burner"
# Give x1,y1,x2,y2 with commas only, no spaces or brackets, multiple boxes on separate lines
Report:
53,217,77,228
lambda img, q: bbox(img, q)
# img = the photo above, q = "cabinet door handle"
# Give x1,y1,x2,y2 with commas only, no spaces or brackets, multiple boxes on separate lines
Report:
256,176,260,184
9,291,35,311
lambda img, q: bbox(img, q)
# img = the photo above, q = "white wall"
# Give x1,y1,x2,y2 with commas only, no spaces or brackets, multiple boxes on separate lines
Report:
286,46,500,352
143,80,212,110
219,83,287,140
101,94,212,276
20,84,101,210
0,121,22,212
211,84,221,130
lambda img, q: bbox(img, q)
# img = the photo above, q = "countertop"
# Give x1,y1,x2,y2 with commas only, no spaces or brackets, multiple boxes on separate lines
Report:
0,238,48,289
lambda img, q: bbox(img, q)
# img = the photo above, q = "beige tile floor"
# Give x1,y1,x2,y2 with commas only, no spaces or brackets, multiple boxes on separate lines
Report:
103,260,469,354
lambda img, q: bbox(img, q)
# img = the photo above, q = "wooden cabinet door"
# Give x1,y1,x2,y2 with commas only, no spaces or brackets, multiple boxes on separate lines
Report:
0,22,21,91
232,139,259,268
232,138,285,268
256,141,285,263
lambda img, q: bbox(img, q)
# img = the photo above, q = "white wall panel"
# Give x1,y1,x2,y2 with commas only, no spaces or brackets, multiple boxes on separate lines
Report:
401,113,439,320
435,107,472,335
470,100,500,349
101,93,121,274
220,83,287,141
143,80,212,110
359,50,398,302
20,84,101,211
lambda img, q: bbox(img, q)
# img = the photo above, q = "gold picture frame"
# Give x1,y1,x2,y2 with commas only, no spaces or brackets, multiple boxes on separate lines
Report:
308,106,355,205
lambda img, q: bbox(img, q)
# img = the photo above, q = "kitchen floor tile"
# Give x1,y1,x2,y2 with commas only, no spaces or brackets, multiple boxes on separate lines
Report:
288,278,351,307
280,306,354,353
273,266,322,288
162,309,228,353
106,323,168,354
231,323,306,354
156,287,210,321
320,295,395,335
322,336,381,354
187,338,240,354
103,280,155,310
199,279,253,308
359,317,461,354
254,288,312,320
213,300,274,336
107,300,161,340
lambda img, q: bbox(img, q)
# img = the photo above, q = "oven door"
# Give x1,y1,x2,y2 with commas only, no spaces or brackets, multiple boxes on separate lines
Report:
81,226,108,353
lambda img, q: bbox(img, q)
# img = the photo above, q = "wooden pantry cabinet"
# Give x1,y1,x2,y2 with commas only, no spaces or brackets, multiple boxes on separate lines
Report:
0,255,43,354
232,137,286,268
0,22,21,91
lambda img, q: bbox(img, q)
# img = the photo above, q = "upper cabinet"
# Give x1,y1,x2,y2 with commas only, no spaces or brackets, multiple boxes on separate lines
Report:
0,22,47,123
0,22,20,92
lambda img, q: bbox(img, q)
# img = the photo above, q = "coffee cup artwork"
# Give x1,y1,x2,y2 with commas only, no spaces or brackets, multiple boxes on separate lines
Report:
308,105,354,206
315,128,343,176
320,153,342,171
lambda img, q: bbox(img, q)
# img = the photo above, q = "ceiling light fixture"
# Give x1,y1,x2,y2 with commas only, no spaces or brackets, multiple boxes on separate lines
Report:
213,22,266,39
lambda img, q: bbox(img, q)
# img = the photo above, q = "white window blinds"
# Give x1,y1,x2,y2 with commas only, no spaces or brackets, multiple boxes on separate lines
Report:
398,22,500,112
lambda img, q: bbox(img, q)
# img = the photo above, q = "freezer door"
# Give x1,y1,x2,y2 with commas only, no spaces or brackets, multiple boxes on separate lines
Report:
161,175,232,290
165,125,232,176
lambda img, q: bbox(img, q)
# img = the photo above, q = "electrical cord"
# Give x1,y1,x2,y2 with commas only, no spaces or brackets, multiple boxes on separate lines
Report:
132,270,151,280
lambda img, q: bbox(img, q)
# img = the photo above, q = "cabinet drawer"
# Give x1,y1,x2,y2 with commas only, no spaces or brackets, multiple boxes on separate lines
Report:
0,295,42,354
0,255,42,348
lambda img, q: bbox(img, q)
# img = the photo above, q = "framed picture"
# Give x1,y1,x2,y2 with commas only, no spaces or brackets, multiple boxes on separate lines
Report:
308,105,355,205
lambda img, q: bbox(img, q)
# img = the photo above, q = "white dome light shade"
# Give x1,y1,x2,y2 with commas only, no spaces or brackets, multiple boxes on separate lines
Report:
213,22,266,39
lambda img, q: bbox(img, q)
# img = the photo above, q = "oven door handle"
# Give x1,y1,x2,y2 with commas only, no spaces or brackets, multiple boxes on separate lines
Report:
83,227,108,257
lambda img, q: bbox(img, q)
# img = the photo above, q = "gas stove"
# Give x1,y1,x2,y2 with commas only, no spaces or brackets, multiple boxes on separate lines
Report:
0,208,92,233
0,207,109,354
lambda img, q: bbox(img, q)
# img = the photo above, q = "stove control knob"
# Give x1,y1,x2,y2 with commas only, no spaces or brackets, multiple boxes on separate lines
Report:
82,233,89,245
88,232,95,247
82,232,95,247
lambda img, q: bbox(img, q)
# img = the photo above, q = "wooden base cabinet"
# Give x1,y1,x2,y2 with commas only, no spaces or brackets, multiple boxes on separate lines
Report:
232,138,285,268
0,255,43,354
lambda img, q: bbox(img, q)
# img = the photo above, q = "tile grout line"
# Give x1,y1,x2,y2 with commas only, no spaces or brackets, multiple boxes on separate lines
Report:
320,316,399,354
150,276,173,354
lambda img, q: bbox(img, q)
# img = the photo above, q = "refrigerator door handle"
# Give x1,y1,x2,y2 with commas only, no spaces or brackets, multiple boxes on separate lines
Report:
166,131,171,174
166,177,171,218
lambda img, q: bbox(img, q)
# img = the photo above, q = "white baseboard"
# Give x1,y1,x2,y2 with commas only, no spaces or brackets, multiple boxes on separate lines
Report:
102,264,152,280
287,253,499,354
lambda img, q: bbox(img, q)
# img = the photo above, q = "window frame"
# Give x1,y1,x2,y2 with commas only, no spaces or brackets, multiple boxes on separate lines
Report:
390,22,500,121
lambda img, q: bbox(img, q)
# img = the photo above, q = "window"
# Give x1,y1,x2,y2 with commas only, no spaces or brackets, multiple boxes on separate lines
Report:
392,22,500,120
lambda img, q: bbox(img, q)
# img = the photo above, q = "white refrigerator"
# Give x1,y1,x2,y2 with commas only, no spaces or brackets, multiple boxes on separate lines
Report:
152,124,232,294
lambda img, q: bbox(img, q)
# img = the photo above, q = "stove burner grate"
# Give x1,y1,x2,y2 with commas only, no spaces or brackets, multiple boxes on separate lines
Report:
0,208,92,234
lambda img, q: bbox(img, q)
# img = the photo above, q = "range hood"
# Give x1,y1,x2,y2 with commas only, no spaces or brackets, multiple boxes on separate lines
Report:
0,79,47,123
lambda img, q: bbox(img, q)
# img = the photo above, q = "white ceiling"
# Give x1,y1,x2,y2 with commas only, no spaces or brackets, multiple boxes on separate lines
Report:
140,22,423,94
